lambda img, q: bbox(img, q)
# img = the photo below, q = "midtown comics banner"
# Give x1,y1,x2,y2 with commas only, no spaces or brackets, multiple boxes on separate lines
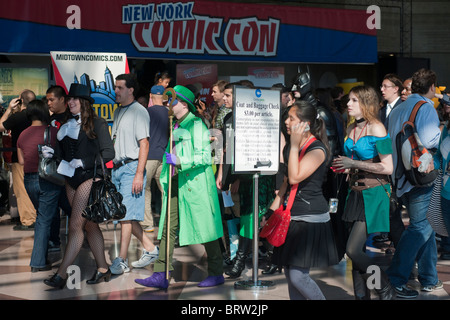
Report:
0,1,377,63
51,51,129,123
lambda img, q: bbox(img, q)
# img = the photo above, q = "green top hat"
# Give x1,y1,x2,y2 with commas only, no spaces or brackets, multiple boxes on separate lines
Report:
166,85,196,113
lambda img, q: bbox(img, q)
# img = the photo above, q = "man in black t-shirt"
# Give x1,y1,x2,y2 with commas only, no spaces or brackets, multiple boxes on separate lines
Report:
0,90,36,230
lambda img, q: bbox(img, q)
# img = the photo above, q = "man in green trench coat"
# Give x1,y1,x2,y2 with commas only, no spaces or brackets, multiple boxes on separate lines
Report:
135,85,224,289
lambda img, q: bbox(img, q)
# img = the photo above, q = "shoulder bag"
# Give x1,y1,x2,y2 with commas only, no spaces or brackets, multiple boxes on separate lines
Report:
38,126,66,186
82,154,126,223
260,137,316,247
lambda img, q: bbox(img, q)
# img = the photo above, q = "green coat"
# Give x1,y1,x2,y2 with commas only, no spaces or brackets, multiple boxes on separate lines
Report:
158,112,223,246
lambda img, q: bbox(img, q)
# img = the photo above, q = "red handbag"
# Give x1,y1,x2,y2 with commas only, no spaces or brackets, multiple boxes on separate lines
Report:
260,137,316,247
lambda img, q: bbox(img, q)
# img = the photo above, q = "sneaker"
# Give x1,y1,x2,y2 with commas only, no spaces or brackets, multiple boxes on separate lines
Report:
421,280,444,292
394,284,418,299
109,257,130,275
131,247,159,268
143,226,155,233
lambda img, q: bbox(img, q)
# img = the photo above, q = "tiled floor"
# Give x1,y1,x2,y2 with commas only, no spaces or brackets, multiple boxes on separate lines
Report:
0,212,449,301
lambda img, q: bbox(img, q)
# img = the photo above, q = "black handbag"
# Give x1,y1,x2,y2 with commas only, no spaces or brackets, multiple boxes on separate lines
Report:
38,126,66,186
82,155,126,223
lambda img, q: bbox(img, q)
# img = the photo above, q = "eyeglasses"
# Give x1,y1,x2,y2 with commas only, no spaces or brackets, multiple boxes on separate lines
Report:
380,85,396,90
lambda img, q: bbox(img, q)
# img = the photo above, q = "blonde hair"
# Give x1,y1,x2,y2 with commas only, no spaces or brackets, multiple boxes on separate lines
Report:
349,85,380,123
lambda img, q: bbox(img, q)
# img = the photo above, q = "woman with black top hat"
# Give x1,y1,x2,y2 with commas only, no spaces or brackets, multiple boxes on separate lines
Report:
43,83,115,289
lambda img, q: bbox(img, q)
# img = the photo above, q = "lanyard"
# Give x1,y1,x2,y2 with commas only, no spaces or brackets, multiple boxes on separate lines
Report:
351,121,368,159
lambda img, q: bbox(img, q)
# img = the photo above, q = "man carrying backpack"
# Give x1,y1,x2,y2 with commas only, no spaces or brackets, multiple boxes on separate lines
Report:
387,68,442,298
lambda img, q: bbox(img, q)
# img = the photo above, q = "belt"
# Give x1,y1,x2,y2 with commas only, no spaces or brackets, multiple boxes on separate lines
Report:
113,158,137,169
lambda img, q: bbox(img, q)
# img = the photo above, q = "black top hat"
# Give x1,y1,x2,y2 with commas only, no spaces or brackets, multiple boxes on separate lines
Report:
67,83,94,104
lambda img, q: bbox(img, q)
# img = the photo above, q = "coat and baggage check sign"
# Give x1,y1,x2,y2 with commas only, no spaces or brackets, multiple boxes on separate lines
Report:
232,86,281,175
232,86,280,290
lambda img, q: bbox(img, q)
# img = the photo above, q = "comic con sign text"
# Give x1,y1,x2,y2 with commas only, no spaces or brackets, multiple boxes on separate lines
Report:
124,2,280,57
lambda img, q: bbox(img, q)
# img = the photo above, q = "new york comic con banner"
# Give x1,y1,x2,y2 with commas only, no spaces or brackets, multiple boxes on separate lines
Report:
0,0,377,63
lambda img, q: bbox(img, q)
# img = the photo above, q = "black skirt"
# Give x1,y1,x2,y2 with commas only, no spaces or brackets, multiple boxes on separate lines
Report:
274,219,340,269
66,167,94,189
341,190,366,223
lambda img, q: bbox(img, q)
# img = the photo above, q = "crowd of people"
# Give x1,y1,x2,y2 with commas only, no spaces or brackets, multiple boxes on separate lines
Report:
1,66,449,300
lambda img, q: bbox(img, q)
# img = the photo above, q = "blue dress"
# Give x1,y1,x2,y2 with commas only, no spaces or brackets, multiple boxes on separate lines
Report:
342,135,392,234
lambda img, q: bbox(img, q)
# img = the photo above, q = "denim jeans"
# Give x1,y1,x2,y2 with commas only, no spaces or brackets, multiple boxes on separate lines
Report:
386,185,438,287
24,173,62,268
112,161,146,221
440,197,450,252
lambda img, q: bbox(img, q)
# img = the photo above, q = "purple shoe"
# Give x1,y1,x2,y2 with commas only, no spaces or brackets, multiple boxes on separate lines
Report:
135,272,169,289
197,275,225,287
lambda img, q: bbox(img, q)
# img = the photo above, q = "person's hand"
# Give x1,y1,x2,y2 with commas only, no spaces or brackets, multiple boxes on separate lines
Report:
9,97,21,111
332,155,354,171
216,171,223,190
69,158,83,168
260,209,274,228
41,146,54,159
132,173,144,195
425,159,435,173
165,152,179,166
230,179,240,193
196,99,206,115
290,121,310,149
260,215,267,228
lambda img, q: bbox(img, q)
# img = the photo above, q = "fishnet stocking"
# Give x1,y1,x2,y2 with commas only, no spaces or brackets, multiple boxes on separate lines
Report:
57,179,108,276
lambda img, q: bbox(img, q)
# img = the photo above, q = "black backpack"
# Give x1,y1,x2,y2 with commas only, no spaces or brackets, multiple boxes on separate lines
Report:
395,100,438,189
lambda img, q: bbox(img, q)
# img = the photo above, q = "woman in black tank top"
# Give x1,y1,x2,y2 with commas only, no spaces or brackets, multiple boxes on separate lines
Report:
262,101,339,300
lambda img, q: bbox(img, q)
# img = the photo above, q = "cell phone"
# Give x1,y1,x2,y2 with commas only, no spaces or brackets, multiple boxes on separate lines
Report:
16,98,22,106
304,123,310,132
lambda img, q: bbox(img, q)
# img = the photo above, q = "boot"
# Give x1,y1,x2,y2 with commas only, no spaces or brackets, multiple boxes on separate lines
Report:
262,264,282,274
352,270,371,300
374,273,396,300
225,236,251,278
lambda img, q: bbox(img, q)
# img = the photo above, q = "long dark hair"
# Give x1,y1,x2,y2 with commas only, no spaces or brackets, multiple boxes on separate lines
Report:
291,100,330,162
79,98,97,139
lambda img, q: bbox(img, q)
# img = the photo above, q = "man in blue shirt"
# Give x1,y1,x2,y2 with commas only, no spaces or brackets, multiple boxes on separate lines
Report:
387,68,442,298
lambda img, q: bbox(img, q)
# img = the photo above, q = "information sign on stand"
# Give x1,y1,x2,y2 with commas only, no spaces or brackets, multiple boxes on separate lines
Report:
232,86,281,175
232,86,280,290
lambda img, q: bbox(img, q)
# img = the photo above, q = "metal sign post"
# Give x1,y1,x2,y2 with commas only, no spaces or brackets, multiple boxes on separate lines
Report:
232,86,280,291
234,172,275,290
